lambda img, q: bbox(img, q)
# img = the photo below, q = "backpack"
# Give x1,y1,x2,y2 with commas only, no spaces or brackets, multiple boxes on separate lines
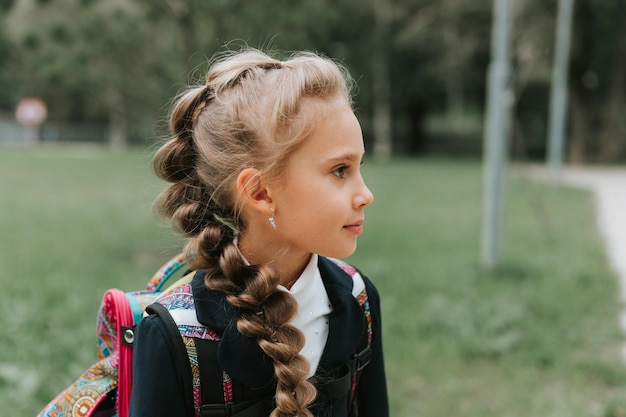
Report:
36,254,189,417
36,255,371,417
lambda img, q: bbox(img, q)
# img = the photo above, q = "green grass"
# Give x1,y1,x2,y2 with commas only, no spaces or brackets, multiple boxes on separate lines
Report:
1,148,625,417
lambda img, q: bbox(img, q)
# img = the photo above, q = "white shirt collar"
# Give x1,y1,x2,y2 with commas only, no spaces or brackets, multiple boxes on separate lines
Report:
277,253,318,294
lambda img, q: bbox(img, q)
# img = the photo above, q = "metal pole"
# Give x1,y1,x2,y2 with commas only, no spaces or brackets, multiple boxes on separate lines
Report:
482,0,512,268
547,0,575,182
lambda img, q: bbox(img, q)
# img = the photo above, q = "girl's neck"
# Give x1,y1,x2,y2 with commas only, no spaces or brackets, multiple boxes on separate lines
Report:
236,233,311,289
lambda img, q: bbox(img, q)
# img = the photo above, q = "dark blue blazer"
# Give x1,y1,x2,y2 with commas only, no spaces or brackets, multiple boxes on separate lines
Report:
129,256,389,417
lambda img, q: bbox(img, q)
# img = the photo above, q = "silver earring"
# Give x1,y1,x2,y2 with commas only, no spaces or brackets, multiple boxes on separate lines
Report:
268,208,277,230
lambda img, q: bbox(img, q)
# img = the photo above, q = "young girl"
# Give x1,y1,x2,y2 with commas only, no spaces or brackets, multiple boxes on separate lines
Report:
129,48,388,417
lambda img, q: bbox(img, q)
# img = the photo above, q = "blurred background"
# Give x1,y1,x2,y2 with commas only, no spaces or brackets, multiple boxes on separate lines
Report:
2,1,626,416
0,0,624,162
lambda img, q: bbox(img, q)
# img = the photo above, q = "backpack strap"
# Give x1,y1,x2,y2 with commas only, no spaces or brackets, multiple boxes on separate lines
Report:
349,289,372,415
322,258,373,413
200,399,273,417
146,302,195,417
194,338,224,405
194,337,274,417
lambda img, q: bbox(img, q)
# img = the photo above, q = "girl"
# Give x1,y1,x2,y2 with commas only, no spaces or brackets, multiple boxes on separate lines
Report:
130,48,388,417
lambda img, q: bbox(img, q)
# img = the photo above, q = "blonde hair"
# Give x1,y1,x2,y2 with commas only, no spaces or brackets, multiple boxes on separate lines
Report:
153,48,353,416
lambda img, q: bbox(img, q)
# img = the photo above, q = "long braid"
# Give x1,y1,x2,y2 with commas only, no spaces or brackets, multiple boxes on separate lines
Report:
216,246,316,417
154,48,353,416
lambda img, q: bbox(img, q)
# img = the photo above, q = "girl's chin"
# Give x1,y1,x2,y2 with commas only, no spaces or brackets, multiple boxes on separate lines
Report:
321,244,357,260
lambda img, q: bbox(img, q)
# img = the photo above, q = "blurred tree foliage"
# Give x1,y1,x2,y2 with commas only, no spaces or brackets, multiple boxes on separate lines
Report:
0,0,625,161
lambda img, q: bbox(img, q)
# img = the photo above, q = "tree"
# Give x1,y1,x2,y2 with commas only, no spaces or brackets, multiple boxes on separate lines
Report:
507,0,555,160
597,3,626,160
6,0,182,145
0,13,18,111
371,0,393,161
382,0,492,155
568,0,626,162
4,0,624,161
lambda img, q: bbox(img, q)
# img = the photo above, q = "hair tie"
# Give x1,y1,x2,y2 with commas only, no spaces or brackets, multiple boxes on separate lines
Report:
212,213,239,235
201,85,215,105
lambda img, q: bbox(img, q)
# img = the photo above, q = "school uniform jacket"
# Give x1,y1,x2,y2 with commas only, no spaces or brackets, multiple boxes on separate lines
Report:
129,256,389,417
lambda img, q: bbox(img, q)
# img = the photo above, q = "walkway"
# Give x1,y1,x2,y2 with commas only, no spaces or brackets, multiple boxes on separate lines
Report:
526,165,626,359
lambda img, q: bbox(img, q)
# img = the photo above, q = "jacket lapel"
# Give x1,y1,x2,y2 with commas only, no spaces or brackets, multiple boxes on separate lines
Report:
317,257,366,372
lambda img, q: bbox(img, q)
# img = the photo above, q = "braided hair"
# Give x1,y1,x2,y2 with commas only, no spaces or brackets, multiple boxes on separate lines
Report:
153,48,353,417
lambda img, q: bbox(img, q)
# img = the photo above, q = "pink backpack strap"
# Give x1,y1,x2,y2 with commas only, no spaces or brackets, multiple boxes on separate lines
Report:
101,288,135,417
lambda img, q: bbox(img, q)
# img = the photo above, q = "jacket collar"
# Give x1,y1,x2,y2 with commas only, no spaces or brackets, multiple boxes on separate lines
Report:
317,256,366,372
191,256,365,389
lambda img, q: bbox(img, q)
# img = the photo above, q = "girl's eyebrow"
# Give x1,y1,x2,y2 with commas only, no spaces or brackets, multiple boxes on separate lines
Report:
325,152,365,163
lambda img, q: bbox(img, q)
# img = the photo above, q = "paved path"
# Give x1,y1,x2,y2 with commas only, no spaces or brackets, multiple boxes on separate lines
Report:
525,165,626,359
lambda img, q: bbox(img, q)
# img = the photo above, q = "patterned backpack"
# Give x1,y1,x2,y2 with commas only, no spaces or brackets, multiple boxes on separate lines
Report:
36,255,372,417
36,255,189,417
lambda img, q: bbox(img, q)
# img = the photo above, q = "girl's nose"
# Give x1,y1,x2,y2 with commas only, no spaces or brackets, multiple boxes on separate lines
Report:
355,177,374,208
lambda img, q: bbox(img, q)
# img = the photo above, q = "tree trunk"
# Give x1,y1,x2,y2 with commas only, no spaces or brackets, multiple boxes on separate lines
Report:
443,29,465,128
445,75,465,130
109,90,127,148
567,88,587,164
372,0,393,162
178,0,196,73
599,20,626,160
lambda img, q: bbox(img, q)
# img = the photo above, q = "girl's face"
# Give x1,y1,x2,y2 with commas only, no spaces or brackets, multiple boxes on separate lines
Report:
270,98,374,259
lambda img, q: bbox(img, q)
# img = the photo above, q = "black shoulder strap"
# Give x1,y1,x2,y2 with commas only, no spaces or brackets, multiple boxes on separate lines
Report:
194,338,224,405
146,303,195,417
195,337,275,417
147,303,232,417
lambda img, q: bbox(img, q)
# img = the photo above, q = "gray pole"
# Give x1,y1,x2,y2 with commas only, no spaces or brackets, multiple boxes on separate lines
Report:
482,0,512,268
547,0,575,182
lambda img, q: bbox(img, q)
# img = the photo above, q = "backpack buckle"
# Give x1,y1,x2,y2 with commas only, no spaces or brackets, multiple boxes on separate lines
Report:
201,403,232,417
353,347,372,373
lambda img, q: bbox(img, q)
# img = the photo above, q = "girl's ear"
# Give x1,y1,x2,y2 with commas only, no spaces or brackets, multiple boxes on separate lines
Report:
236,168,274,216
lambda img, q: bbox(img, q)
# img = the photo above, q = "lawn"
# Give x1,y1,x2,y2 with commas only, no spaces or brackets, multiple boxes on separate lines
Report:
1,147,625,417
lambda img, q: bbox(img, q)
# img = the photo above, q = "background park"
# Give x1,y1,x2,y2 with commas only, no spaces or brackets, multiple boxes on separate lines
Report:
1,0,626,416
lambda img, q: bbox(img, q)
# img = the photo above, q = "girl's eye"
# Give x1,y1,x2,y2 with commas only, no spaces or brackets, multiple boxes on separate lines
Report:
332,165,348,178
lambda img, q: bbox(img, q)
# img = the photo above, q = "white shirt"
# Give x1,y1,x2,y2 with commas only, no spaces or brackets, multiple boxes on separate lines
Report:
278,254,366,376
278,254,332,376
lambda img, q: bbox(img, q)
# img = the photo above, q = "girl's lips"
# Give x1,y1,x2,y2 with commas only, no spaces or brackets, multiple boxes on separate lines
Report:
343,223,364,235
